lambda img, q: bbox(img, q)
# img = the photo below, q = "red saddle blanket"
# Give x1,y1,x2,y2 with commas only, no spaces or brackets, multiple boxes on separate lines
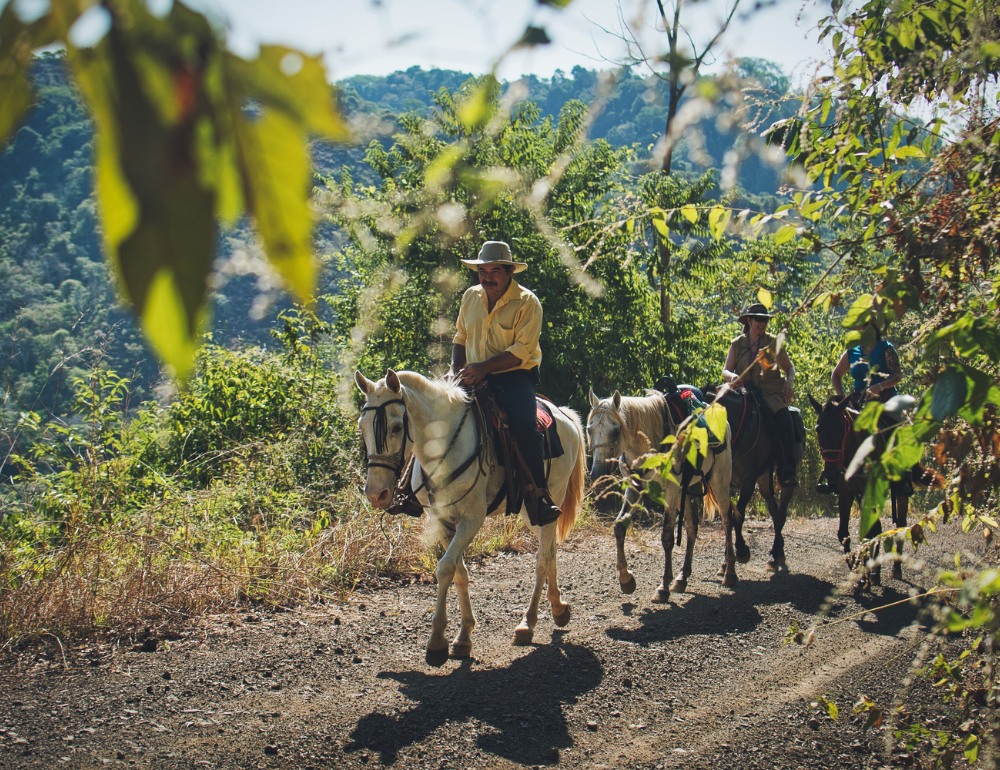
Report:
486,398,562,460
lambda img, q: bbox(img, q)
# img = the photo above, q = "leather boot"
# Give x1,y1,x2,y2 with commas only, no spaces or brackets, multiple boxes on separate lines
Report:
514,428,562,527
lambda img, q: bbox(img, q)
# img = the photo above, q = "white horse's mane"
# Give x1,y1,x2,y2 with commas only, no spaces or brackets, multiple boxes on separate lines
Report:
395,370,471,406
592,391,668,456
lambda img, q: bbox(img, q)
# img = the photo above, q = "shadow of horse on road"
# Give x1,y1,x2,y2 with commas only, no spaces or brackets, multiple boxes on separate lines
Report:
345,638,602,765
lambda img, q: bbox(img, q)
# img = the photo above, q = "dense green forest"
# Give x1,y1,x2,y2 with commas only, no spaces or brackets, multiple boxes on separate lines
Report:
0,52,793,425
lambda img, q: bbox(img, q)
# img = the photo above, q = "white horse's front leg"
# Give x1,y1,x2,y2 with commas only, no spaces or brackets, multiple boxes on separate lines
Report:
450,556,475,659
515,520,558,646
545,533,571,629
427,511,484,667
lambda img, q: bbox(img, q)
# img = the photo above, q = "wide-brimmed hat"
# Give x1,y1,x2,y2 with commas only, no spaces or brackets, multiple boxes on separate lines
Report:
460,241,528,273
737,303,775,324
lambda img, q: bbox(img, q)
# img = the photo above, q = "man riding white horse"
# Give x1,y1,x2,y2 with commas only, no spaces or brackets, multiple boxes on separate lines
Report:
450,240,562,527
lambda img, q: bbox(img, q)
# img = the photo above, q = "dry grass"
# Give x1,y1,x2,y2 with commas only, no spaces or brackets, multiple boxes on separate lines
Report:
1,491,590,648
0,491,430,648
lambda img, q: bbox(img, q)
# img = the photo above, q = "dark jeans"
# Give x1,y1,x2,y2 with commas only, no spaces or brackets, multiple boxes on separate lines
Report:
484,367,561,526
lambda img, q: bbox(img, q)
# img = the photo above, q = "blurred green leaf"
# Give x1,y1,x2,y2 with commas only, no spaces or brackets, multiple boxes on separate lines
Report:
708,206,731,240
931,367,968,422
860,466,889,539
0,4,62,148
458,79,496,131
513,25,552,49
704,403,727,444
843,294,873,327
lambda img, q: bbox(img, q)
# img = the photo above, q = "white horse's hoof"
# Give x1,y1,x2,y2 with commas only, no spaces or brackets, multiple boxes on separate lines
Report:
722,572,739,589
669,578,687,593
553,604,571,628
451,642,472,659
512,626,533,646
425,646,449,667
620,574,637,594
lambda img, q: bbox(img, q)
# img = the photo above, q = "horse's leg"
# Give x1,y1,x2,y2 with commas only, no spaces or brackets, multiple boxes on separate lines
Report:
545,534,571,629
892,494,909,580
614,494,638,595
766,482,791,574
514,520,558,645
722,478,754,576
427,513,483,667
653,505,677,603
671,500,698,594
837,477,853,553
721,497,739,588
449,556,475,659
865,517,884,588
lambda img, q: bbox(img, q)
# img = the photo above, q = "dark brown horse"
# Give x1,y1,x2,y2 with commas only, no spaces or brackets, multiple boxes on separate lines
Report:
701,385,805,573
808,395,912,584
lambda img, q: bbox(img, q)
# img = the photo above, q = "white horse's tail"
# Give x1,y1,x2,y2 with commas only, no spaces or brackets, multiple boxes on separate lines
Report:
703,480,724,523
556,412,586,544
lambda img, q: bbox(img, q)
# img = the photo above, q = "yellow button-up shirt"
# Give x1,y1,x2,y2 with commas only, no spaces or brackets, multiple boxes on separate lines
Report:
453,280,543,372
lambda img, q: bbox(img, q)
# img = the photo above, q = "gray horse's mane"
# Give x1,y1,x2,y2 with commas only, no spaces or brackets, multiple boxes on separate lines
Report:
594,391,668,455
396,371,471,406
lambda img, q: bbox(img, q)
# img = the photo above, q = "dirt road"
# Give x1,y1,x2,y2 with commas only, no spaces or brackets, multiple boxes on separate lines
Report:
0,515,976,769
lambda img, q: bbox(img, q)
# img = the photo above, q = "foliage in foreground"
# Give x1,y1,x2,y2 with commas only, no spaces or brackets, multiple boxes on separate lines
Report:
760,0,1000,764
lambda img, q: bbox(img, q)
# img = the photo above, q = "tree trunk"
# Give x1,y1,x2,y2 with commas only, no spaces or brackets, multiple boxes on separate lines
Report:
658,86,679,330
658,238,671,328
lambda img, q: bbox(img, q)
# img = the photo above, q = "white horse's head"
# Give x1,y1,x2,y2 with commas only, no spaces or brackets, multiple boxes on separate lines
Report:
587,388,625,483
356,369,408,509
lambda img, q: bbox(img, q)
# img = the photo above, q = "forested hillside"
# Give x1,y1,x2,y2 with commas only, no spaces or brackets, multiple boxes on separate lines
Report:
0,53,794,423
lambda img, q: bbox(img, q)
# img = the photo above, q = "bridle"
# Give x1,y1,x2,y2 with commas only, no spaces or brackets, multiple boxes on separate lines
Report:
588,406,625,466
818,406,853,472
360,398,410,475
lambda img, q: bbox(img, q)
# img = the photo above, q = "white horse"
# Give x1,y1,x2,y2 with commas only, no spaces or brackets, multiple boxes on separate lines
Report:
355,369,586,666
587,389,738,602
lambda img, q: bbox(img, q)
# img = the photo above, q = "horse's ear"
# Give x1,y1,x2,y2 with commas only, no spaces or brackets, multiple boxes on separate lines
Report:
589,388,600,407
386,369,401,394
355,371,372,395
612,391,622,409
808,394,823,415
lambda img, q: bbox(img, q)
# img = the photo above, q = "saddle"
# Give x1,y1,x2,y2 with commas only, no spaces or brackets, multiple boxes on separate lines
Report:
474,389,564,519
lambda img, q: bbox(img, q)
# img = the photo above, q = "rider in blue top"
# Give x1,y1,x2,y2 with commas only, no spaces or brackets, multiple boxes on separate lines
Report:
831,324,902,409
821,323,908,497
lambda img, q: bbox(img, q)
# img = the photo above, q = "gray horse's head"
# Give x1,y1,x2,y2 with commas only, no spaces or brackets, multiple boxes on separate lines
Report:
586,388,625,483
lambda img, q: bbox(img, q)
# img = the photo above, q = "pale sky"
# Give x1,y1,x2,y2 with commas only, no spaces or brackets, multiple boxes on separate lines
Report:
187,0,830,85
